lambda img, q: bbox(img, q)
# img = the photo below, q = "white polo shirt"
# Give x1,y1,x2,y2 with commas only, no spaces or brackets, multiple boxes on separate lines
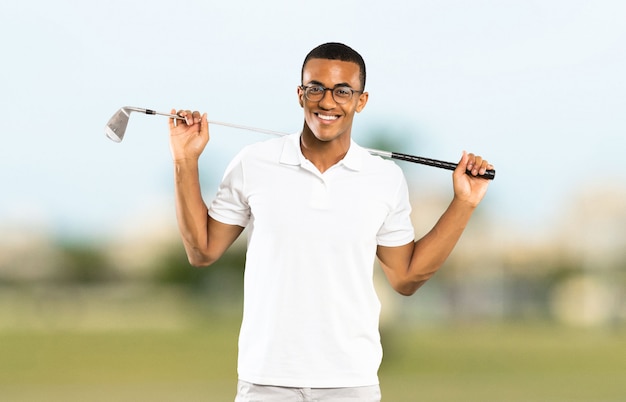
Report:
209,132,415,388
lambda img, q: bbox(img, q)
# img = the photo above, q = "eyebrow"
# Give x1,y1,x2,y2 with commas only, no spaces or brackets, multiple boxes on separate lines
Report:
304,80,355,89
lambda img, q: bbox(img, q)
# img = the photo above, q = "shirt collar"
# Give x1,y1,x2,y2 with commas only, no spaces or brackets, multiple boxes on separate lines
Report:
280,132,363,171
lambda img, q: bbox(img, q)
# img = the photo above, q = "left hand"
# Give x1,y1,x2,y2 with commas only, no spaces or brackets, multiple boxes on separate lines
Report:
452,151,494,207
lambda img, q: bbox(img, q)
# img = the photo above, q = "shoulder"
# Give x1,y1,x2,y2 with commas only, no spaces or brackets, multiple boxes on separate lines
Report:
239,135,284,156
229,133,293,165
353,142,405,177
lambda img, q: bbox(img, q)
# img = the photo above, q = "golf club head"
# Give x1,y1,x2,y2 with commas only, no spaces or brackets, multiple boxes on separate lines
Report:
105,106,181,142
105,107,132,142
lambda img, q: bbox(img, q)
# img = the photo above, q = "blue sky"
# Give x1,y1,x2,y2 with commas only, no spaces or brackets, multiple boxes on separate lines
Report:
1,0,625,241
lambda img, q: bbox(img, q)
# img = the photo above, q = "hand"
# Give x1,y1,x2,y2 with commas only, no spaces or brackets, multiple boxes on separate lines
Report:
452,151,494,207
169,109,209,162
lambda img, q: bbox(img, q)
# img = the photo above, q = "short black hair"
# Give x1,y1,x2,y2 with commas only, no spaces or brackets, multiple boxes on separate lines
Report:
301,42,366,90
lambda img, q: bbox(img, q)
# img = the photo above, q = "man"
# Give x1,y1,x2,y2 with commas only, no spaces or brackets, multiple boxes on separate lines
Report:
169,42,492,402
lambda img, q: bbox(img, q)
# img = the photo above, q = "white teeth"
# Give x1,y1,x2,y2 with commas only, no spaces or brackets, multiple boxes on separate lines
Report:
317,114,338,121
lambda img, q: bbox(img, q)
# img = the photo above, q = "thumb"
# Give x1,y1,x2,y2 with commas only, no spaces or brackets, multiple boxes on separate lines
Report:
201,113,209,139
169,108,178,130
455,150,469,175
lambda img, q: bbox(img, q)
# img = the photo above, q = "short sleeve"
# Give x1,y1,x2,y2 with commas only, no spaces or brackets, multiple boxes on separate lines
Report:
208,153,251,227
376,173,415,247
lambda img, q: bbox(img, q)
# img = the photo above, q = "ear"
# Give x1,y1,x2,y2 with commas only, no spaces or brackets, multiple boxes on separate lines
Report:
297,86,304,108
356,91,369,113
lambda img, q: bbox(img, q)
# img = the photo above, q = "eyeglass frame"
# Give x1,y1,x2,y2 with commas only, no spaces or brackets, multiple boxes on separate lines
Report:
299,84,364,104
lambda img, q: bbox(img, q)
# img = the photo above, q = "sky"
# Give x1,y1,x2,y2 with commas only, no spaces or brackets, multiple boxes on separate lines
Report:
1,0,625,242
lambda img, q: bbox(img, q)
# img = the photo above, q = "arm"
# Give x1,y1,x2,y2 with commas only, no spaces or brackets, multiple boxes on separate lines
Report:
170,110,244,267
377,151,493,295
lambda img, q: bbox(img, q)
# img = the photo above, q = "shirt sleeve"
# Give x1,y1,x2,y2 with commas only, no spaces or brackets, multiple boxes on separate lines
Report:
208,153,251,227
376,171,415,247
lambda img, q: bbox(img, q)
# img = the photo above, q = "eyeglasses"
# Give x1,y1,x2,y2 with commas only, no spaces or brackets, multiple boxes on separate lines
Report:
300,84,363,104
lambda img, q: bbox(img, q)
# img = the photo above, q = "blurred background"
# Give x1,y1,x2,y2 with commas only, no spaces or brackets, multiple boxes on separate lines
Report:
1,0,625,401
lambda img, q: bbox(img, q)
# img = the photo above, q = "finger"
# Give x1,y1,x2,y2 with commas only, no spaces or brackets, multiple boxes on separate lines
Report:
183,110,193,125
478,159,490,175
176,109,192,125
472,156,483,175
465,152,476,173
192,110,202,124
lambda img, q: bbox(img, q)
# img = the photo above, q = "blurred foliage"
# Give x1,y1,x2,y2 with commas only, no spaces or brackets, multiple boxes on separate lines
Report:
358,120,423,153
152,245,207,287
0,234,624,327
1,188,625,328
152,244,245,298
53,242,117,284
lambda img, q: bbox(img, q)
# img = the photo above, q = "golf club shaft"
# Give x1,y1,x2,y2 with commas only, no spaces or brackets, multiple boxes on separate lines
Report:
368,149,495,180
144,109,298,137
139,108,496,180
149,109,293,138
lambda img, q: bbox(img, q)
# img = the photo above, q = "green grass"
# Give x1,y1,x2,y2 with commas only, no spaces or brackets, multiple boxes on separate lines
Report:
0,324,239,402
379,324,626,401
1,322,625,401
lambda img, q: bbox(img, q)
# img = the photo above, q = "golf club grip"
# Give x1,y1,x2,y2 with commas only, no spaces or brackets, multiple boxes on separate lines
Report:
390,152,496,180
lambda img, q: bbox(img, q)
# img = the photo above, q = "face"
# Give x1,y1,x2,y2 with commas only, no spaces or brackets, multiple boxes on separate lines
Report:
298,58,368,144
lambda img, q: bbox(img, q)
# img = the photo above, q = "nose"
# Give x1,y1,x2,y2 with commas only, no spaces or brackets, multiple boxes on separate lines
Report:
318,88,337,109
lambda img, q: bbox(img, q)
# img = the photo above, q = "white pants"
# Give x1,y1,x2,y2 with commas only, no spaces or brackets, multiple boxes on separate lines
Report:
235,380,382,402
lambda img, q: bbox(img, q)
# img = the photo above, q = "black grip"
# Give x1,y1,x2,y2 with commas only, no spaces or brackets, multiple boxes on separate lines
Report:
390,152,496,180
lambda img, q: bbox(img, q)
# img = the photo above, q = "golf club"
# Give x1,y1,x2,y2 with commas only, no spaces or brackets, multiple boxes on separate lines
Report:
105,106,495,180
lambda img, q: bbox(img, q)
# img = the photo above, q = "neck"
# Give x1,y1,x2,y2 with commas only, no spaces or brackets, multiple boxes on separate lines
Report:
300,126,350,173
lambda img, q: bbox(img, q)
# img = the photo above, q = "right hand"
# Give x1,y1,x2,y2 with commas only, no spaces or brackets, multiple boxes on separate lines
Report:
169,109,209,162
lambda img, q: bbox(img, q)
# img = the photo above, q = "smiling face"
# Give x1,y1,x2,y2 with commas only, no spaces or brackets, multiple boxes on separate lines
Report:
298,58,368,145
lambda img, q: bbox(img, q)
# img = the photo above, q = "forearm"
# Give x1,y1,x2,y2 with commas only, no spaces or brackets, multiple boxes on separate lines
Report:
406,197,476,290
173,158,210,264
